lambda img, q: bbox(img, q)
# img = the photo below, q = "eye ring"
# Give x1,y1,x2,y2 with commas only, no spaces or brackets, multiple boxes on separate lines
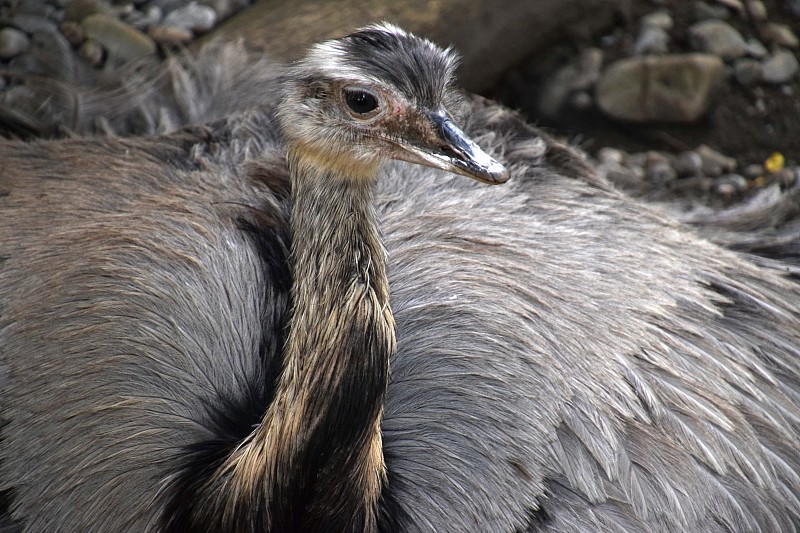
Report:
343,87,381,117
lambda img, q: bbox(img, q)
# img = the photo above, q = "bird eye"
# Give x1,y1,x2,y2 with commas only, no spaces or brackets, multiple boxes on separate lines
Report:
344,88,380,116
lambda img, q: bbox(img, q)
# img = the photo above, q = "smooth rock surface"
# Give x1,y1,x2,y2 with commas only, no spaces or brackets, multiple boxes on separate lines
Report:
689,19,749,60
596,54,725,122
0,28,31,60
762,49,800,84
81,13,156,62
162,2,217,33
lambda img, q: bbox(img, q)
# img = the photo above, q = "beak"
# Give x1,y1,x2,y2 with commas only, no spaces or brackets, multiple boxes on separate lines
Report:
391,111,509,185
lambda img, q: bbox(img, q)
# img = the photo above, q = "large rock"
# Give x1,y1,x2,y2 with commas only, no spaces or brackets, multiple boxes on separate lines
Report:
596,54,725,123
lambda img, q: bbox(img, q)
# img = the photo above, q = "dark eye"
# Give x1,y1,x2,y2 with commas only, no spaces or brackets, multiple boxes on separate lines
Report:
344,89,379,115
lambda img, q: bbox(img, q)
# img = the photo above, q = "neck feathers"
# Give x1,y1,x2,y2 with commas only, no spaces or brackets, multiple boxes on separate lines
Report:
204,148,395,532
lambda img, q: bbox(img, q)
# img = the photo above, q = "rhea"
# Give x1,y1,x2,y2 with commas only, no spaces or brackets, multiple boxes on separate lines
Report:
2,23,800,533
190,26,506,531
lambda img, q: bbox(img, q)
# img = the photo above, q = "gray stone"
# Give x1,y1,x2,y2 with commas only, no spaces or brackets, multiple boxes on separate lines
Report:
634,25,669,55
81,14,156,62
762,49,799,84
597,147,625,166
746,38,768,58
60,21,86,47
697,144,737,176
569,91,593,109
734,58,763,85
645,153,677,185
777,168,798,188
642,10,673,30
10,14,57,34
0,28,30,59
764,23,799,48
64,0,114,22
673,151,703,177
125,5,163,30
715,174,748,196
746,0,768,19
689,19,749,60
538,48,603,117
694,1,730,20
162,2,217,33
596,54,725,123
148,25,192,45
78,38,104,66
742,164,764,179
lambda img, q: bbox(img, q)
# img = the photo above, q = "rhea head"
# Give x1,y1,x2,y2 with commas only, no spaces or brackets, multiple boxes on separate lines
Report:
276,22,509,184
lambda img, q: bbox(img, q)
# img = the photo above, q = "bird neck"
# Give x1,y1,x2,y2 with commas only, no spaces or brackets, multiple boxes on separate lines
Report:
246,148,394,531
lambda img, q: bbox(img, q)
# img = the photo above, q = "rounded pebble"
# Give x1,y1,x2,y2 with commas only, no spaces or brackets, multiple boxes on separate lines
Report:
79,38,104,66
81,14,156,62
162,2,217,33
764,23,799,49
148,25,193,45
0,28,31,60
689,19,749,60
762,49,800,84
60,21,86,47
673,151,703,177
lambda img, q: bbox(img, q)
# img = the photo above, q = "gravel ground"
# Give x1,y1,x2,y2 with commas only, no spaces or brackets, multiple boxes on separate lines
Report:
496,0,800,209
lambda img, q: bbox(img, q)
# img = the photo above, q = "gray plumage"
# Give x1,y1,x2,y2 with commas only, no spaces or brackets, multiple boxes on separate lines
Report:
1,24,800,532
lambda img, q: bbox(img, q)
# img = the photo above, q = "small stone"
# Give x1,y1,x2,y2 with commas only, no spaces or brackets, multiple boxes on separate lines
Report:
597,147,625,165
125,5,162,30
81,14,156,62
715,174,748,195
645,153,678,185
697,144,737,176
689,19,749,60
762,49,799,84
694,1,731,20
10,14,56,34
64,0,113,22
746,38,768,58
734,58,763,84
746,0,768,19
79,38,104,66
642,10,674,30
0,28,30,59
569,91,593,109
742,163,764,179
764,23,799,48
60,21,85,46
776,168,798,188
673,151,704,177
634,25,670,55
596,54,725,123
601,161,648,192
148,25,192,45
162,2,217,33
715,181,737,196
538,48,603,117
